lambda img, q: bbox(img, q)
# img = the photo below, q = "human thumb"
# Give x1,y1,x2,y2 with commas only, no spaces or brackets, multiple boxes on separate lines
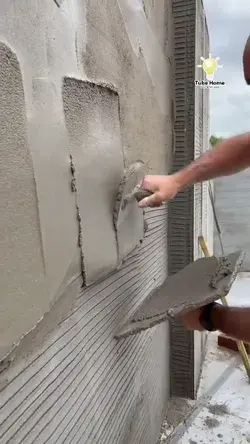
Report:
138,191,163,208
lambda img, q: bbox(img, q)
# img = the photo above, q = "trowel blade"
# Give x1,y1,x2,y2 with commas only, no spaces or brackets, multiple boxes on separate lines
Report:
115,250,245,340
113,161,148,225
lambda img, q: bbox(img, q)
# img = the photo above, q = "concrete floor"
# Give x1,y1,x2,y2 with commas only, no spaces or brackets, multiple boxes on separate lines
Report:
160,273,250,443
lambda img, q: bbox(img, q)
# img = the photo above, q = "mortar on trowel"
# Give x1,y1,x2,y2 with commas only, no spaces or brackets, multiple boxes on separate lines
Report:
115,251,245,339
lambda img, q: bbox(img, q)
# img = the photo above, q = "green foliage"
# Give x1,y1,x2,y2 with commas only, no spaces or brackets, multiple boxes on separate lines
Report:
210,135,224,147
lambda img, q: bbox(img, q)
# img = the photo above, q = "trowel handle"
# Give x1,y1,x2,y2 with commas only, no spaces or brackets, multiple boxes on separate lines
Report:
133,188,153,203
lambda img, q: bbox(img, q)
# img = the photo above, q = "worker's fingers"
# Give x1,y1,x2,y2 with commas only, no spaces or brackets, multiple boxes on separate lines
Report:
138,191,163,208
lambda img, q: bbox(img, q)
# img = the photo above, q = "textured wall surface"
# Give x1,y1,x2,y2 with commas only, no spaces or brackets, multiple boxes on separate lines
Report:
0,0,172,443
169,0,211,399
0,43,49,360
0,209,169,444
214,170,250,271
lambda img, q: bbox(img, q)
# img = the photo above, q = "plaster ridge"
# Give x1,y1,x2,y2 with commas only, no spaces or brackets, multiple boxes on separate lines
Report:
63,76,119,95
70,154,86,286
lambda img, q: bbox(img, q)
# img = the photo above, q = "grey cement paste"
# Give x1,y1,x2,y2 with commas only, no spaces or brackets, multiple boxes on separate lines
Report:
116,251,245,339
63,78,124,285
0,43,48,359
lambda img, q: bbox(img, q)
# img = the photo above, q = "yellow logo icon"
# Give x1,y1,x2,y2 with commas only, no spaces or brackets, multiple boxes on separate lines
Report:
197,54,222,81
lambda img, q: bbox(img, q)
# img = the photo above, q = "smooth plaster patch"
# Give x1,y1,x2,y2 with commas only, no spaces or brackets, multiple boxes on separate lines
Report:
63,78,125,285
0,43,48,359
115,251,245,338
29,76,81,301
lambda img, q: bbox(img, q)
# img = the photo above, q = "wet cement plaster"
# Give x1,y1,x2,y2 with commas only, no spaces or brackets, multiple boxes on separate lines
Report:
64,80,150,284
63,78,125,285
0,1,173,443
116,251,245,339
0,43,48,360
29,75,81,300
0,1,86,303
117,0,171,116
0,0,171,363
0,0,87,360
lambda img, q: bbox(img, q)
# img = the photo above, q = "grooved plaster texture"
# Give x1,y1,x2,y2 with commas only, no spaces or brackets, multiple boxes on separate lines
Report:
0,208,169,444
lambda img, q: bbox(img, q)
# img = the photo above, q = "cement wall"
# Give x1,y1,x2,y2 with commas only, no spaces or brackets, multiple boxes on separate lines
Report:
0,1,172,443
214,169,250,271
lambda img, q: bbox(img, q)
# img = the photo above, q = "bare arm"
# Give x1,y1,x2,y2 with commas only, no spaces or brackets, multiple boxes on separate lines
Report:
139,133,250,207
212,304,250,343
174,133,250,190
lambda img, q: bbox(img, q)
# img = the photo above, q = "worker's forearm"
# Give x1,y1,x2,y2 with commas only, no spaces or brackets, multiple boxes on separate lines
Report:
173,133,250,190
212,304,250,343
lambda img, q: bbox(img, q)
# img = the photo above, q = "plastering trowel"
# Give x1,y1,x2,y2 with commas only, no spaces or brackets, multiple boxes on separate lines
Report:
113,161,153,261
113,164,245,340
115,250,245,339
113,160,152,226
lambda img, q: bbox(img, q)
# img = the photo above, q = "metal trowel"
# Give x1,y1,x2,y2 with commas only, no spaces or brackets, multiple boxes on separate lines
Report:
113,164,245,340
113,161,153,261
113,161,152,225
115,250,245,339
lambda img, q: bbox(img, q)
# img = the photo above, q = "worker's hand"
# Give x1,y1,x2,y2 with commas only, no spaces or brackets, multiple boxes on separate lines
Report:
181,307,205,332
138,175,181,208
